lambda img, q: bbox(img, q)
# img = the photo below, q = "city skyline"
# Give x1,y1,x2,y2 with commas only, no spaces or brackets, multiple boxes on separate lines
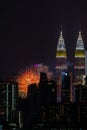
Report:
0,1,87,79
1,1,87,129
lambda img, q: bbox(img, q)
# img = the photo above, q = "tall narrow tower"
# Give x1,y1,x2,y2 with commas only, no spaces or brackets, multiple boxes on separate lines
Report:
55,30,67,101
74,31,85,84
55,30,67,72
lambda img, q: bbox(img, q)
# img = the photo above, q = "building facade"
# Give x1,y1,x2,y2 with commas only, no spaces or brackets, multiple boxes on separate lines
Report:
74,31,85,84
61,72,70,102
0,82,18,127
55,30,67,102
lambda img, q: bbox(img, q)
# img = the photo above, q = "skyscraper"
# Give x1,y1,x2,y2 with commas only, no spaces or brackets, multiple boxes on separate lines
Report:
55,30,67,73
47,80,57,103
55,29,67,102
0,82,18,127
74,31,85,84
61,72,70,102
39,72,48,103
23,83,39,129
75,84,87,102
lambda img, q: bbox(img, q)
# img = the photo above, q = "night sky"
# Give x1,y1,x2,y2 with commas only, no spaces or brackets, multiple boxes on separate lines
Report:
0,1,87,79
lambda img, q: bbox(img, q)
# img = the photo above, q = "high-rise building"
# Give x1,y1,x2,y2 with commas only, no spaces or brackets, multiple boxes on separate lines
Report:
80,103,87,124
61,71,74,102
61,72,71,102
55,30,67,73
47,80,57,103
74,84,87,102
0,82,18,127
55,30,67,102
74,31,85,84
39,72,48,103
27,83,39,119
39,103,61,124
23,83,39,129
39,73,57,103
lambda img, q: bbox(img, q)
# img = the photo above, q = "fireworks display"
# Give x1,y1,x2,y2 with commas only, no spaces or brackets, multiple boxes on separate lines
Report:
17,64,54,98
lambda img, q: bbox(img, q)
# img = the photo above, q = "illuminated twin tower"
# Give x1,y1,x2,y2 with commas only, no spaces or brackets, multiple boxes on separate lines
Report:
55,29,85,101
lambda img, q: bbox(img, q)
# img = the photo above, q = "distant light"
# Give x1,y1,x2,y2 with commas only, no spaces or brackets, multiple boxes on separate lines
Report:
62,72,67,76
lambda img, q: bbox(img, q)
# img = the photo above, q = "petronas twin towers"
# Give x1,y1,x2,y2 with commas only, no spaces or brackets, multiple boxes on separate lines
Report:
55,30,85,101
56,29,85,83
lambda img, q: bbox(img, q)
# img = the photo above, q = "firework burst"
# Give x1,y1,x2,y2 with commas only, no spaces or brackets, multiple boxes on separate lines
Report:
17,64,54,98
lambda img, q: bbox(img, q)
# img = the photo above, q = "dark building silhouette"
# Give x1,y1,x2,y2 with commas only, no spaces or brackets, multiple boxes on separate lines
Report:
61,72,70,102
23,83,39,129
80,103,87,124
39,72,57,103
75,84,87,102
47,80,57,103
39,103,61,124
39,72,48,103
23,72,58,129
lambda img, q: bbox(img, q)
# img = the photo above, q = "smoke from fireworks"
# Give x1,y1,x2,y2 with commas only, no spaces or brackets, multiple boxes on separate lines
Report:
17,64,54,98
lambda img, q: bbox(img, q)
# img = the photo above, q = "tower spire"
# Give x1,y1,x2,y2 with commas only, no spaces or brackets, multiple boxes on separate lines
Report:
61,24,62,32
75,30,84,52
75,30,85,57
57,27,66,51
